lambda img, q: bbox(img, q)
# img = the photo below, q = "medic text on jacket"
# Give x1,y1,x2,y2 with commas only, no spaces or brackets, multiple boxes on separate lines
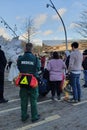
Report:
21,61,34,65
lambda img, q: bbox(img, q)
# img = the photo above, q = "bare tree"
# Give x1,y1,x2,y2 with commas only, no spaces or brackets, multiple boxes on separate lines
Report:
76,10,87,38
21,17,36,43
33,45,43,54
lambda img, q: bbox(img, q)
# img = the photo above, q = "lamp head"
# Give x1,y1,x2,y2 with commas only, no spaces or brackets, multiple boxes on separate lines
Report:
46,4,49,8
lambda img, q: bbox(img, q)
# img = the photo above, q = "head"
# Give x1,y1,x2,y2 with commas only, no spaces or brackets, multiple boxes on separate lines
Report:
71,42,79,51
83,49,87,55
83,49,87,58
25,43,33,52
53,51,59,59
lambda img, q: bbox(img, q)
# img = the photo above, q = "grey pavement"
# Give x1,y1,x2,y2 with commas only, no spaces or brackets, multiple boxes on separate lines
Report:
0,71,87,130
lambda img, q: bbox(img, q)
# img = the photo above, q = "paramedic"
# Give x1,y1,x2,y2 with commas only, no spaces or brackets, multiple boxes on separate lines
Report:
17,43,41,122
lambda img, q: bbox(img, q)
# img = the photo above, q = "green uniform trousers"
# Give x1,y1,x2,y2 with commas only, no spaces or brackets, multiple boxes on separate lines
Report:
20,87,39,121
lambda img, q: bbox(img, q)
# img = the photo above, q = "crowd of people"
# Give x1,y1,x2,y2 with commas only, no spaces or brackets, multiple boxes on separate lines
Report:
0,41,87,123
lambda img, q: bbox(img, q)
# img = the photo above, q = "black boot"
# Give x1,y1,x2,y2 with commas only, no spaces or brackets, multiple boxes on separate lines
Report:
0,91,8,103
0,98,8,103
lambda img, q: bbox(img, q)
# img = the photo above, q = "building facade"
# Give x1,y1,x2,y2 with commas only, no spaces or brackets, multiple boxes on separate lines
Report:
42,40,87,52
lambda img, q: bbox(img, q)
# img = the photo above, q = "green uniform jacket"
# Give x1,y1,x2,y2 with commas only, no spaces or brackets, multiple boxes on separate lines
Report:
17,52,40,78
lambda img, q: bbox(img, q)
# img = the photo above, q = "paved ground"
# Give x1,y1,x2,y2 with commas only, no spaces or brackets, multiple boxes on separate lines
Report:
0,71,87,130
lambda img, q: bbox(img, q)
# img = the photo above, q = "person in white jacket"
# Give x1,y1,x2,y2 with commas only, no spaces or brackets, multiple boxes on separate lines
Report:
68,42,83,103
8,55,19,83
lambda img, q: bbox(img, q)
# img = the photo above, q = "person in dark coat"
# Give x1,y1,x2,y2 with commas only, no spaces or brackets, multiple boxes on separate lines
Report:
82,49,87,88
64,50,70,70
0,45,8,103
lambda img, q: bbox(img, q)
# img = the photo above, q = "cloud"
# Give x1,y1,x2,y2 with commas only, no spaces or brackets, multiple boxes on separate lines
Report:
53,37,60,40
72,2,83,8
32,38,42,46
52,8,67,20
16,16,21,20
0,27,10,39
69,23,80,29
58,26,64,32
19,33,27,40
16,16,28,23
19,33,42,46
34,14,47,28
43,30,53,36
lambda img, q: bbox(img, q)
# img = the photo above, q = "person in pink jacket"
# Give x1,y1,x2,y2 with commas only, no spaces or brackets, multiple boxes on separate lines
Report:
47,52,66,100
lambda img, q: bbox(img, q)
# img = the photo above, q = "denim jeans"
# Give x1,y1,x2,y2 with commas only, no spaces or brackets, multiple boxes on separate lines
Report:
83,70,87,86
70,72,81,100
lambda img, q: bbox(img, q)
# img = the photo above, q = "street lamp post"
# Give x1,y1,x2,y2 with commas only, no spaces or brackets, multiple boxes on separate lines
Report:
46,0,68,50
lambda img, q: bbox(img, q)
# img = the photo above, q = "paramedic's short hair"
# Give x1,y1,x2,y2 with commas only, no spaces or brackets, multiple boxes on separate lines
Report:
26,43,33,52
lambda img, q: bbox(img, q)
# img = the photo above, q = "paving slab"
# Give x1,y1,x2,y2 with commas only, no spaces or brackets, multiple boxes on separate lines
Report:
0,71,87,130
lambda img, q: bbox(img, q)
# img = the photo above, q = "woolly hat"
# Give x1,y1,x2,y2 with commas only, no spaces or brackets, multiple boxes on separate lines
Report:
83,50,87,55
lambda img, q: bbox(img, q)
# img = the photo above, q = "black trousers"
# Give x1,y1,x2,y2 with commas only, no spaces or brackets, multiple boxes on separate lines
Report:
50,81,62,97
0,72,4,99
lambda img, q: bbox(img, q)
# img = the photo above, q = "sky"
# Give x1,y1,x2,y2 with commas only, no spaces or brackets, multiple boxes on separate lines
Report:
0,0,87,45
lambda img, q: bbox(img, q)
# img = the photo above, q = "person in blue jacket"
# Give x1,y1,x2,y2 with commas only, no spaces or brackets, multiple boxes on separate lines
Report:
17,43,41,122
